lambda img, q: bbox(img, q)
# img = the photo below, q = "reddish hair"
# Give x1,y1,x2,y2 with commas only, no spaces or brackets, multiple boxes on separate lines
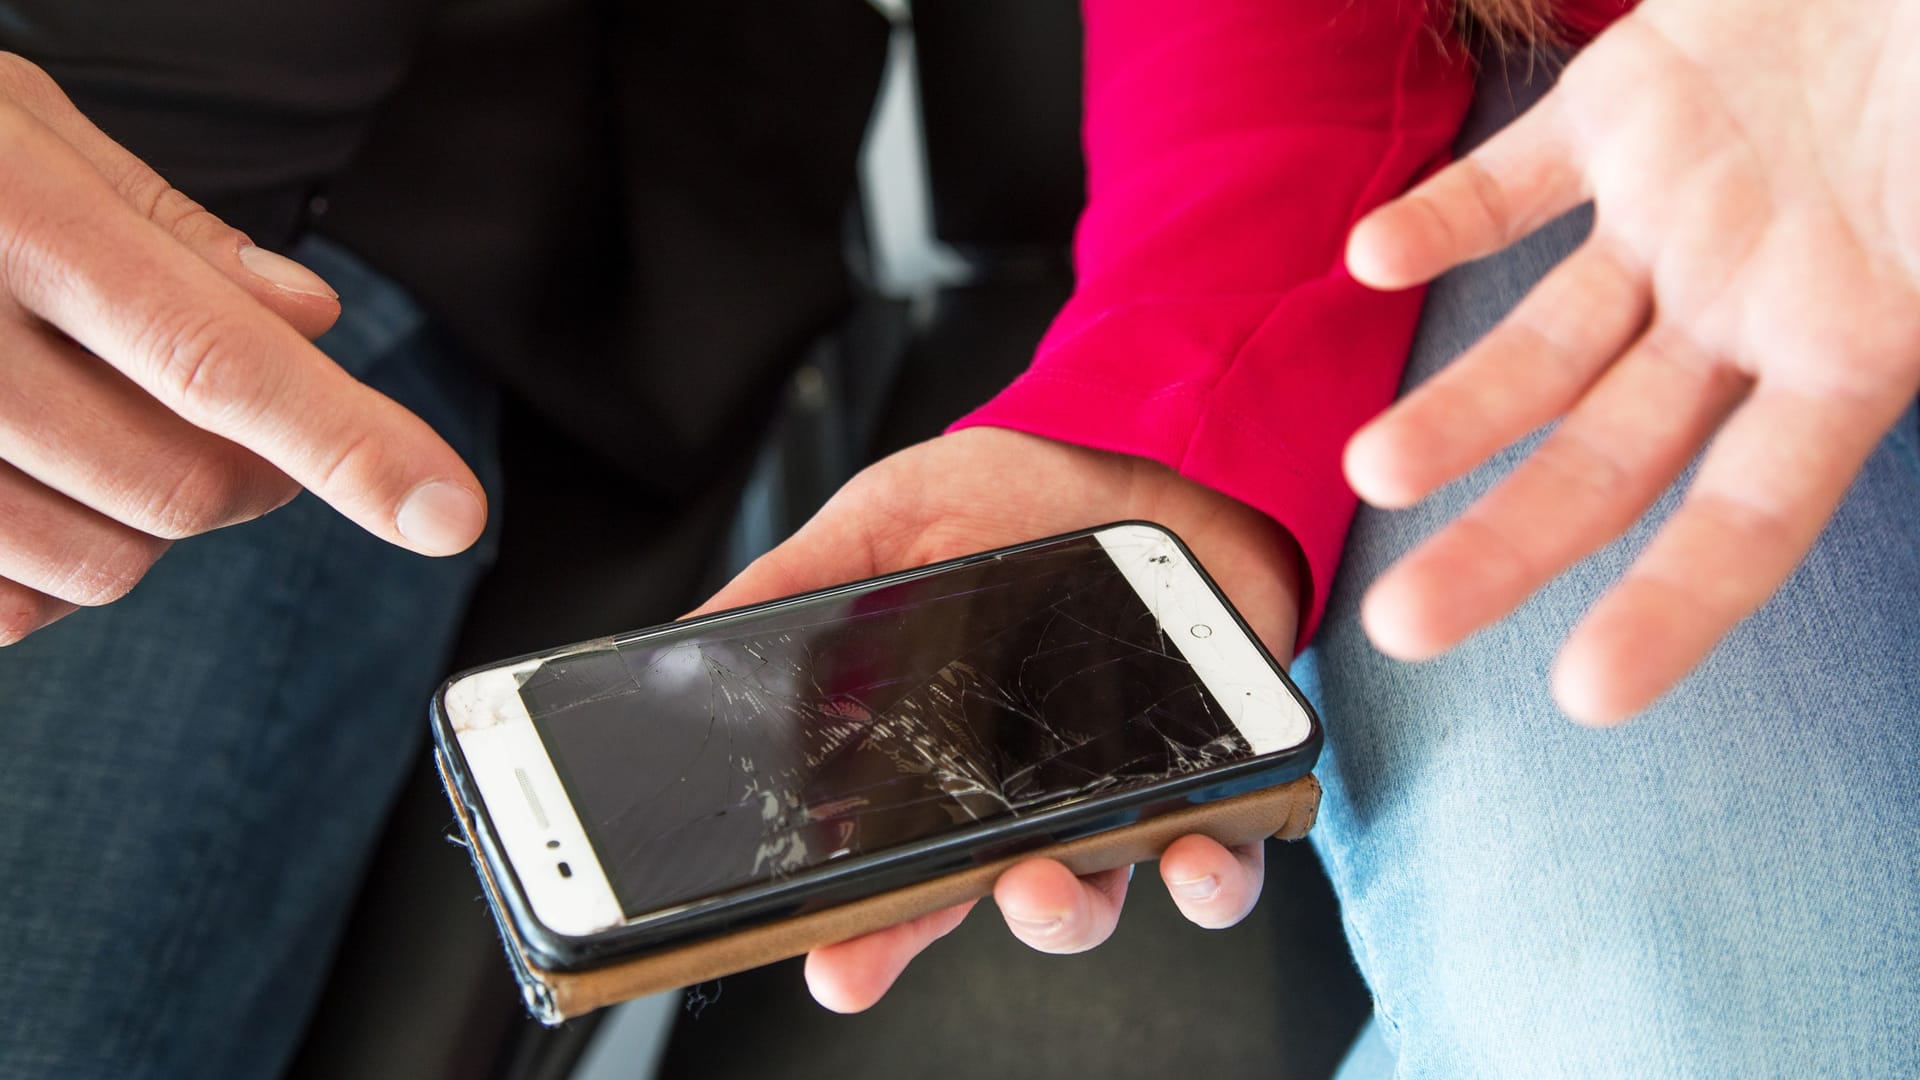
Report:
1457,0,1562,46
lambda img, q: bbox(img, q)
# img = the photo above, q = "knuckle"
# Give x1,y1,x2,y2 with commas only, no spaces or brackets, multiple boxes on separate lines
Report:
1692,489,1797,552
141,450,289,538
121,171,188,225
311,430,380,498
1532,427,1630,501
57,532,166,607
1449,513,1539,594
140,183,233,248
1459,158,1514,242
136,305,270,427
227,458,302,523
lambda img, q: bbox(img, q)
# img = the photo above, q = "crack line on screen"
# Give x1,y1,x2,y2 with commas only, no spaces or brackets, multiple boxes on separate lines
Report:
514,534,1252,916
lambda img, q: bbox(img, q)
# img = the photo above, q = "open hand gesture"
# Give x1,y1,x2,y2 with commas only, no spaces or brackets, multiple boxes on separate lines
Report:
1345,0,1920,723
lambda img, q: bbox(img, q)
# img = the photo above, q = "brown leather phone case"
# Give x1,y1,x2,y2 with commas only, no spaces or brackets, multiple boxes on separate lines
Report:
440,756,1321,1025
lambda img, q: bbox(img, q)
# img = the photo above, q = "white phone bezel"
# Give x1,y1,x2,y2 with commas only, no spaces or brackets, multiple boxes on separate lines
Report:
444,663,624,936
1093,523,1312,756
444,522,1312,938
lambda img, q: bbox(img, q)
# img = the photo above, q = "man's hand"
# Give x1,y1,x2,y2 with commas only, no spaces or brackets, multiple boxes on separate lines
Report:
0,53,486,643
1342,0,1920,724
690,427,1305,1012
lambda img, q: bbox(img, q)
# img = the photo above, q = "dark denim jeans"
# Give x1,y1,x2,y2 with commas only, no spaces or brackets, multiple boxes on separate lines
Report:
0,238,502,1080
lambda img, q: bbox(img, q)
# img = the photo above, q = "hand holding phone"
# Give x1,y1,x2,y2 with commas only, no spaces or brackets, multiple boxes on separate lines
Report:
663,429,1312,1012
436,430,1314,1019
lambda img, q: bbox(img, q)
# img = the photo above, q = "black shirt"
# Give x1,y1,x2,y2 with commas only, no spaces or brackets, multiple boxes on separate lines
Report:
3,0,436,244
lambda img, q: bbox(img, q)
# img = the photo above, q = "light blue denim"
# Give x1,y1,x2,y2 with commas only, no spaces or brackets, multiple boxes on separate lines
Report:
1303,49,1920,1080
0,238,502,1080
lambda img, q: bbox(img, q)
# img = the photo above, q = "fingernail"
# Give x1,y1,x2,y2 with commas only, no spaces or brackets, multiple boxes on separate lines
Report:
397,480,485,556
239,244,338,299
1004,912,1064,938
1171,875,1220,902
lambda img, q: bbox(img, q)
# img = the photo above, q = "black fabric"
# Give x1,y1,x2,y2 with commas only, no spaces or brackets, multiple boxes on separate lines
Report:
913,0,1084,257
0,0,440,246
320,0,889,489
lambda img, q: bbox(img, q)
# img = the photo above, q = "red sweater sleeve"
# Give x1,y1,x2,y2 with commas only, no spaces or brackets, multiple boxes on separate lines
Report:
948,0,1475,646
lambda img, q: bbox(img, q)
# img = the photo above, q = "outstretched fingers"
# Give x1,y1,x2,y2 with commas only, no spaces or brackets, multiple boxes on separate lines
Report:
0,54,339,336
1363,324,1747,660
1553,381,1911,724
1346,237,1650,509
0,124,485,558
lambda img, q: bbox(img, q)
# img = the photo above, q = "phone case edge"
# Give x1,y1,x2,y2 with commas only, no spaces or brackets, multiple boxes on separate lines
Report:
437,758,1320,1025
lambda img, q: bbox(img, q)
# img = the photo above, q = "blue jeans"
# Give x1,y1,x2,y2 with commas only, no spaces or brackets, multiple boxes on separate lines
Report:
1304,49,1920,1079
0,239,502,1080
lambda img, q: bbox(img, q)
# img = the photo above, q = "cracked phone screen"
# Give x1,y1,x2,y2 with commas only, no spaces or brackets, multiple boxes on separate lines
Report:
516,532,1260,920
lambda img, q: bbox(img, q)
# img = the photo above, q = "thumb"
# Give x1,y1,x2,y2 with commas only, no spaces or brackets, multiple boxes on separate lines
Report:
687,481,893,619
0,52,340,339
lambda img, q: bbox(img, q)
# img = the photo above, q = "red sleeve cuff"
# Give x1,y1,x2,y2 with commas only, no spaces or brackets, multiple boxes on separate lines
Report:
948,0,1473,648
950,272,1428,648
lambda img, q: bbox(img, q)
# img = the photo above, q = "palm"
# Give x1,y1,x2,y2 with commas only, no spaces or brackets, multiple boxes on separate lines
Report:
1591,7,1920,378
697,427,1301,654
1343,0,1920,724
693,426,1303,1012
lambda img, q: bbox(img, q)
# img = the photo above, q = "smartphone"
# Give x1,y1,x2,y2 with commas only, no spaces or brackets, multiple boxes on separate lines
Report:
431,521,1320,975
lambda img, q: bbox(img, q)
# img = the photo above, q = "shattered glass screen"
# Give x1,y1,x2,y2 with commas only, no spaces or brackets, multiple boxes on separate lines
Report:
517,533,1259,919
